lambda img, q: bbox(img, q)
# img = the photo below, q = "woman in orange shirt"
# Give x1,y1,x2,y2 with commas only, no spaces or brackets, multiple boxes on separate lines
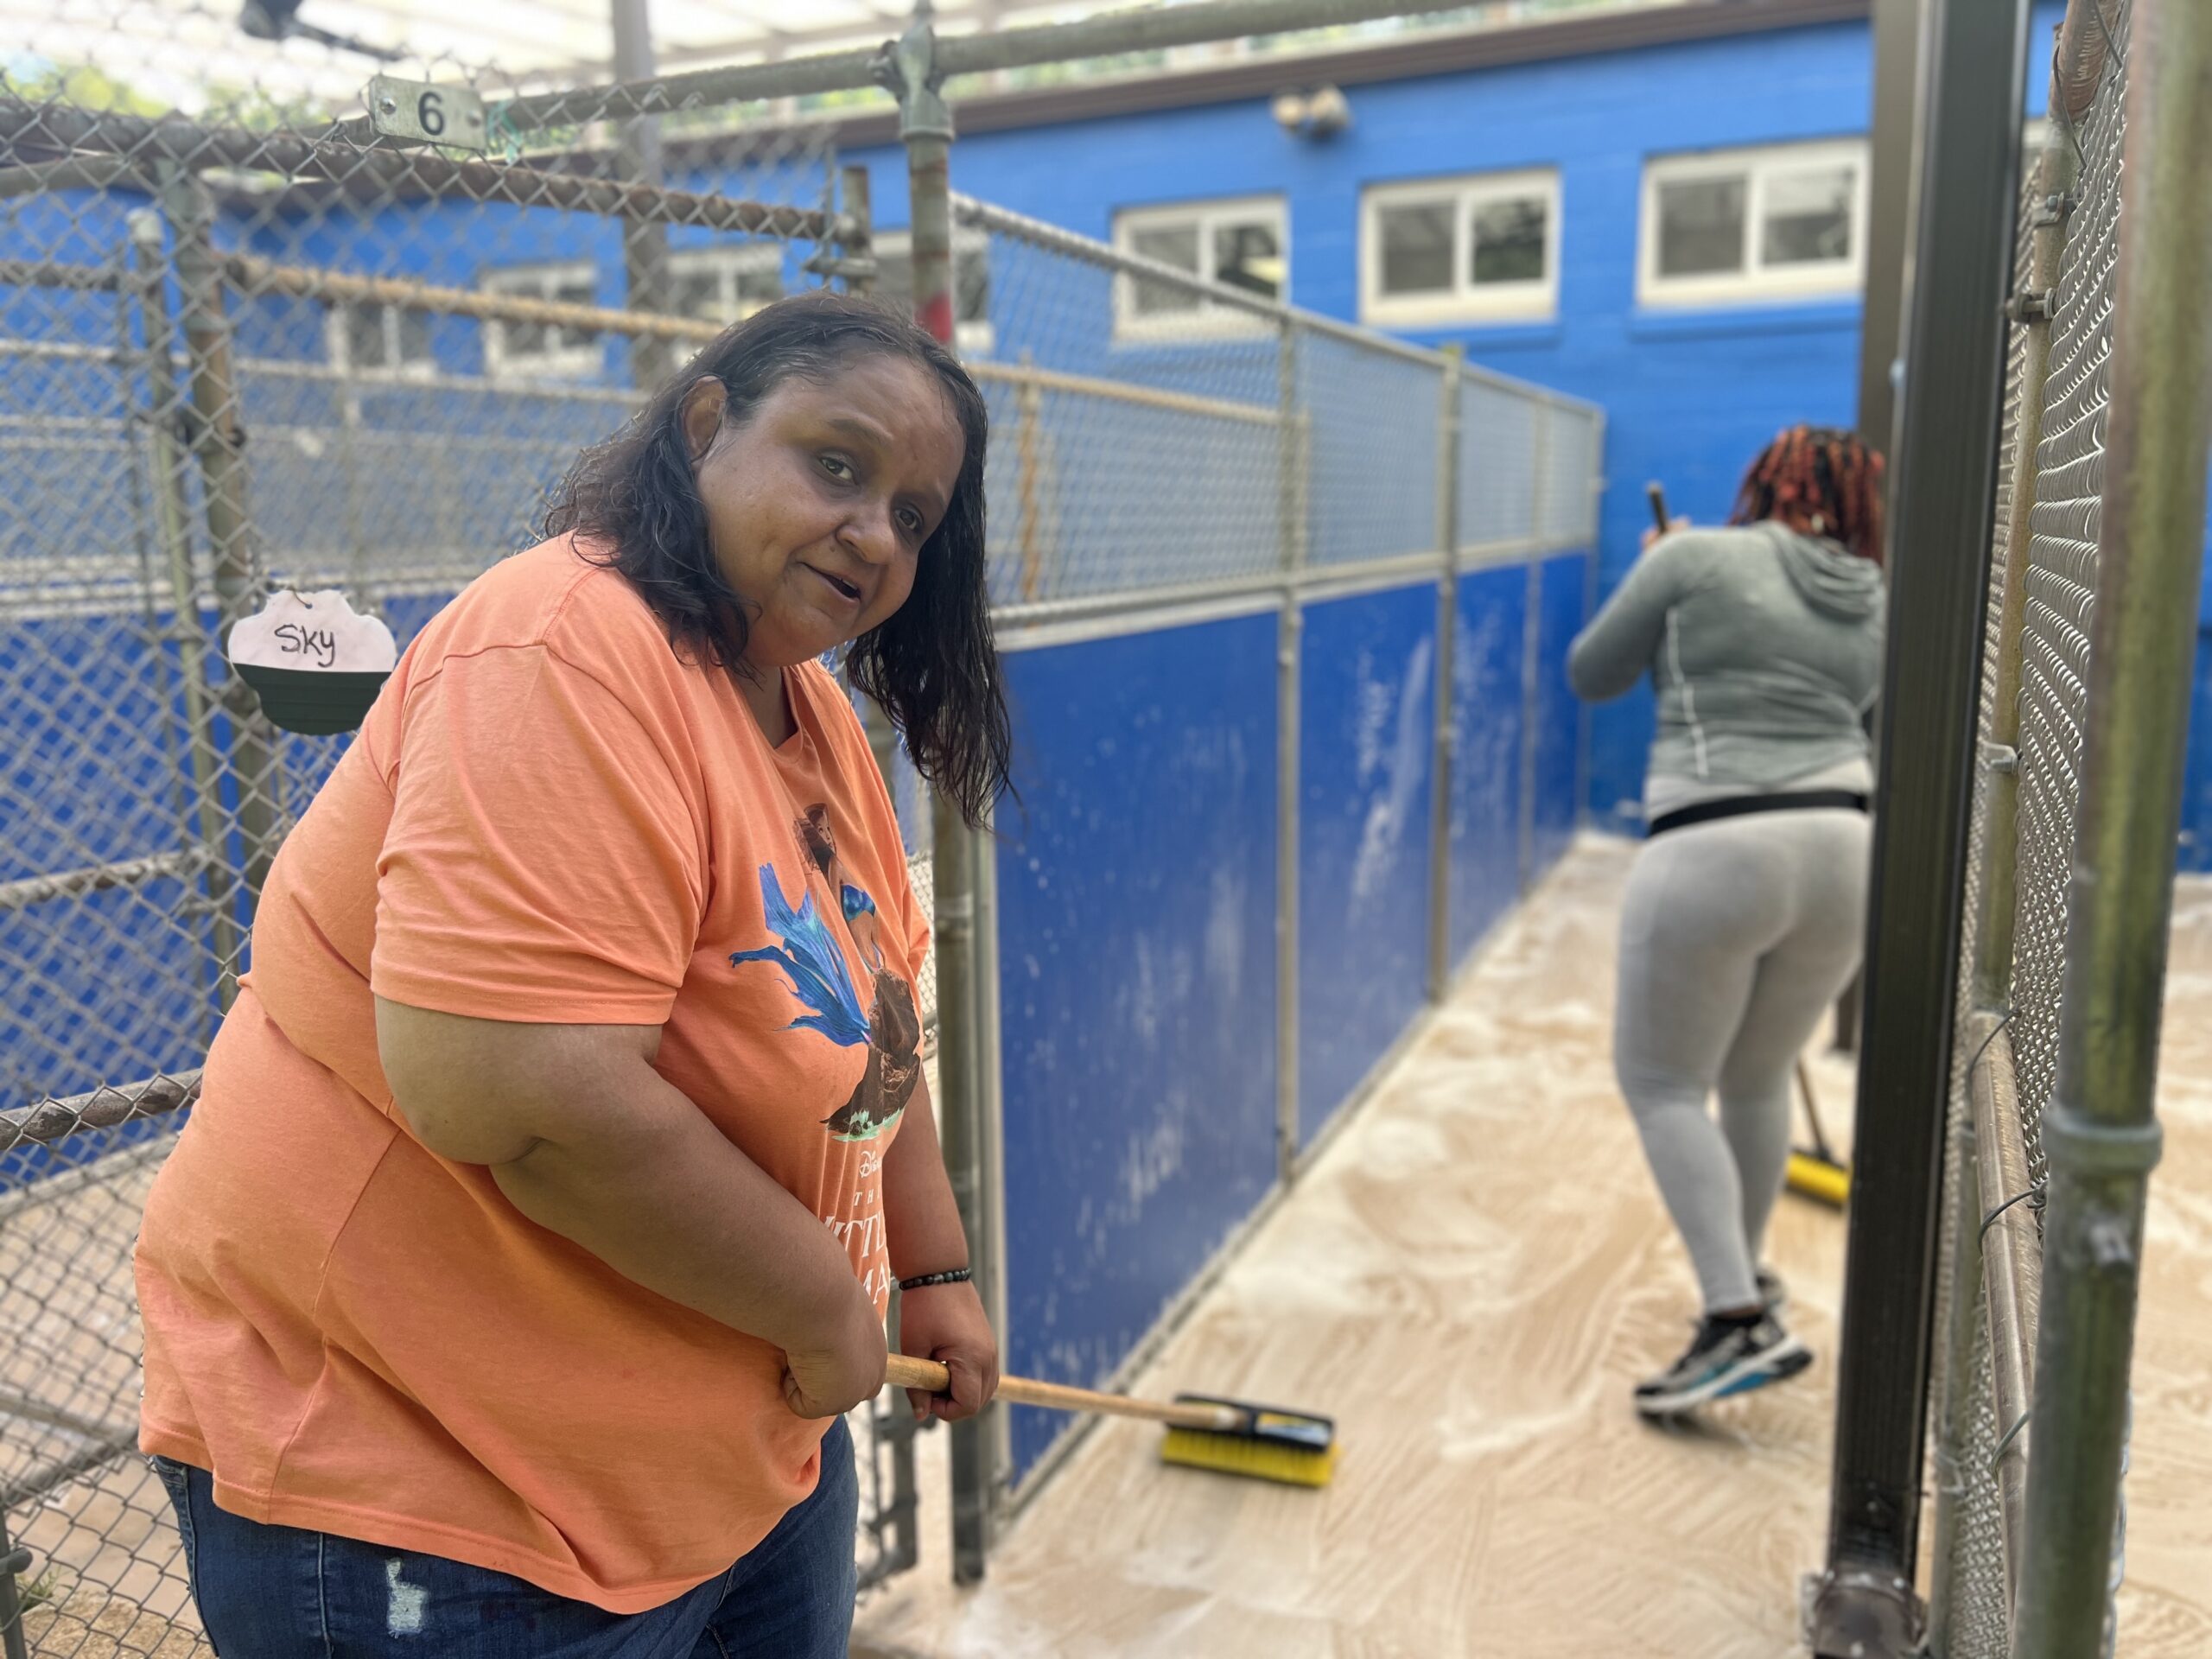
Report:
134,292,1006,1656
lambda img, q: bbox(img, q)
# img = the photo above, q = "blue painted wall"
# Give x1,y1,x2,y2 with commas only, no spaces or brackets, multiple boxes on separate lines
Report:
991,613,1281,1474
1448,563,1530,962
1532,550,1591,874
993,556,1583,1476
1297,582,1437,1146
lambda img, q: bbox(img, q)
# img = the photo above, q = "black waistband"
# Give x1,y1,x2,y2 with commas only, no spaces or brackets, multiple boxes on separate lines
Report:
1646,789,1870,839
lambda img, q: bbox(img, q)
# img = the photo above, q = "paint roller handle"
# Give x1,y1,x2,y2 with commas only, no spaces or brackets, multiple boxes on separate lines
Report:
883,1353,1243,1432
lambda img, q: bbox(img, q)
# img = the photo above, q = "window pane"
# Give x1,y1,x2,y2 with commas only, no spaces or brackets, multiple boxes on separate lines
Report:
1377,200,1452,296
397,308,431,365
343,305,386,367
1212,219,1281,299
1761,164,1855,266
1130,223,1199,272
1656,175,1746,278
1470,195,1547,286
556,279,597,349
1128,223,1201,315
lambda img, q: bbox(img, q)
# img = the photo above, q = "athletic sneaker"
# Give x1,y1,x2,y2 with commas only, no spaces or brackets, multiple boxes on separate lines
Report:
1757,1268,1787,1313
1634,1313,1811,1419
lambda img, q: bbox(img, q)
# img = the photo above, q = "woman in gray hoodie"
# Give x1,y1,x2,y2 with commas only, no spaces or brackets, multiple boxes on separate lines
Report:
1567,426,1885,1419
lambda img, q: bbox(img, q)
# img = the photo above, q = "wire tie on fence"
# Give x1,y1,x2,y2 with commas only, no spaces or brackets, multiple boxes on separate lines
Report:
1980,1180,2044,1245
1989,1408,2031,1471
481,101,526,163
1963,1007,2016,1079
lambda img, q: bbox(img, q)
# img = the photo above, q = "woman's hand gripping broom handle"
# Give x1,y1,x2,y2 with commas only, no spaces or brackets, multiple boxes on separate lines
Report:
884,1353,1243,1433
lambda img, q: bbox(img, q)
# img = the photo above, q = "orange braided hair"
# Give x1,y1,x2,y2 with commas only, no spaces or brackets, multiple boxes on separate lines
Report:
1727,424,1886,566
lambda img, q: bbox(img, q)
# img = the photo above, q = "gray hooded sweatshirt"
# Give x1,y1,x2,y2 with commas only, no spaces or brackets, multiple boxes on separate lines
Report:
1567,521,1885,816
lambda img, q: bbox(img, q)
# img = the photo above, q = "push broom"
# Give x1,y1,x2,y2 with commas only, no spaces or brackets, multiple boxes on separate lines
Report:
886,1354,1337,1488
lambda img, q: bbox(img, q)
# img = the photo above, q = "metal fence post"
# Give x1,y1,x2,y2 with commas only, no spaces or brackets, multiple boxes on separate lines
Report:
1016,350,1045,602
2015,1,2212,1649
836,162,908,807
837,161,923,1579
837,162,874,297
880,0,999,1586
0,1506,29,1659
971,798,1013,1502
1275,317,1304,1177
1974,136,2077,1020
1808,0,2030,1650
1517,402,1550,893
1923,1100,1985,1656
613,0,674,389
127,207,244,1007
1427,348,1461,1001
1577,410,1605,833
159,168,283,912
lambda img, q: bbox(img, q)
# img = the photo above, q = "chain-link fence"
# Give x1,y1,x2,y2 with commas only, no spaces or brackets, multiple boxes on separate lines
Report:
0,20,918,1655
1925,3,2134,1651
906,189,1598,1553
0,5,1605,1650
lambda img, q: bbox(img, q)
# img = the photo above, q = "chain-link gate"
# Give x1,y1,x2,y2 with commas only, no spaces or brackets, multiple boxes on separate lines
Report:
1924,2,2149,1652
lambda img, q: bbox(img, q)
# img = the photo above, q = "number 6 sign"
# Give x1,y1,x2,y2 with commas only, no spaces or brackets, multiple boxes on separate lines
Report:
364,74,488,151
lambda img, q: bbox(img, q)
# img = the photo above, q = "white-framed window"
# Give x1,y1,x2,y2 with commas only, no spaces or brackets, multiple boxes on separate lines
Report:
666,243,788,326
481,262,603,379
1637,139,1868,308
1359,168,1559,326
870,231,995,357
326,302,435,378
1111,195,1286,337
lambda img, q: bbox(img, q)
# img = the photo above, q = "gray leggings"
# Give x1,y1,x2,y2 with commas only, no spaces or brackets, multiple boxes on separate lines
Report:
1614,808,1870,1313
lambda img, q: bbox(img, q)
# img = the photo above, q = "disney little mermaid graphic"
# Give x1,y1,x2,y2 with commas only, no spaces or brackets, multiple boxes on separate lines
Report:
730,805,922,1142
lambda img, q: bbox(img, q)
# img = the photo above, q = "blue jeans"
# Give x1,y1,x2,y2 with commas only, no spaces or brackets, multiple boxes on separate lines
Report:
151,1416,856,1658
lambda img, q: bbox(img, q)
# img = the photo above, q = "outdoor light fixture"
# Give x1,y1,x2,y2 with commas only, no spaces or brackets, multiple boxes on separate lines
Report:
239,0,404,60
1271,83,1351,139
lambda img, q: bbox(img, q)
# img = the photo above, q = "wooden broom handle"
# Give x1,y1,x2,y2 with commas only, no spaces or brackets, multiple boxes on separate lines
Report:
882,1353,1242,1433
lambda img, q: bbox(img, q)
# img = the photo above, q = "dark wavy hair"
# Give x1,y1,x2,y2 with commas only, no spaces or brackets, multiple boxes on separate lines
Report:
1728,424,1886,567
538,290,1008,827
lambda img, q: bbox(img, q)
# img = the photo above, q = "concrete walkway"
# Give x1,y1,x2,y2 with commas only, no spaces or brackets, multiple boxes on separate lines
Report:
852,836,2212,1657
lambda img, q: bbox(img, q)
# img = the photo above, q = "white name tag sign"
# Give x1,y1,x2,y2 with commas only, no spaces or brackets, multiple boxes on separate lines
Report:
226,589,398,736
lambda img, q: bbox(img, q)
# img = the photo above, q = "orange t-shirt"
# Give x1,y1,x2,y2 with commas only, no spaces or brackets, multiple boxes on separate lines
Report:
134,537,926,1614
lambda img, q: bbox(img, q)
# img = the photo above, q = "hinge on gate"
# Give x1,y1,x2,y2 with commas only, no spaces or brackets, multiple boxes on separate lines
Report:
1980,741,2018,775
2031,192,2077,230
2005,287,2055,324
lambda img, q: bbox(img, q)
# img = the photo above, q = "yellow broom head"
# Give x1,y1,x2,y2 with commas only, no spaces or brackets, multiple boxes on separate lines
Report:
1786,1148,1851,1209
1159,1395,1337,1488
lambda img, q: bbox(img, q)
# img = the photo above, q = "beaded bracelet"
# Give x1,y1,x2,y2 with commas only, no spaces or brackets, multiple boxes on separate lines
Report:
897,1268,973,1292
